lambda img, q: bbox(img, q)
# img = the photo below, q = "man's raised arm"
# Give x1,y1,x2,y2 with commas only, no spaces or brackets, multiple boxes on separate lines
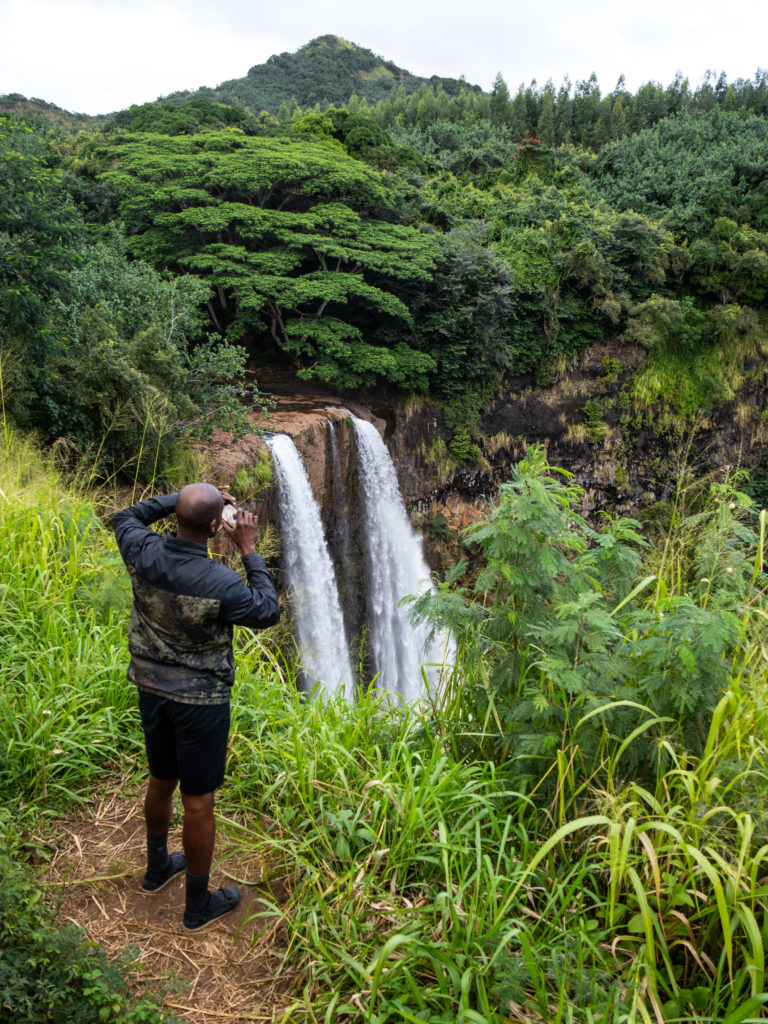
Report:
112,492,178,563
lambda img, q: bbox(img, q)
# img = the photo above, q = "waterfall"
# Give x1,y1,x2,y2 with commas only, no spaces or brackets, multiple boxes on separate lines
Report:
350,415,448,701
266,433,355,699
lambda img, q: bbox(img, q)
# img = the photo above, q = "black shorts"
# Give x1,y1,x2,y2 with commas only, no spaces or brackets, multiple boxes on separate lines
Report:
138,691,230,797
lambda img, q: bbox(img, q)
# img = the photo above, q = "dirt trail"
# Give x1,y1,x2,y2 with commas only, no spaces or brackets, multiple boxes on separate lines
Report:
44,787,295,1023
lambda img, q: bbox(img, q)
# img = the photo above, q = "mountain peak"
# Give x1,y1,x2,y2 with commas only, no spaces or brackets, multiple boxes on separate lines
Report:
184,36,482,114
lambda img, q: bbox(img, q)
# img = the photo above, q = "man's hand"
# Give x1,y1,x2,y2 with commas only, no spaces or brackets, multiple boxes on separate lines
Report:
220,490,237,507
222,508,258,556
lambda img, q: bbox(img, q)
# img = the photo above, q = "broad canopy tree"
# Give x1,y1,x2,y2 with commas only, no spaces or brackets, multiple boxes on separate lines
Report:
103,131,441,389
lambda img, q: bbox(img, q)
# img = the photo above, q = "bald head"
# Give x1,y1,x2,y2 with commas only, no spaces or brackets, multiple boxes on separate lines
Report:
176,483,223,536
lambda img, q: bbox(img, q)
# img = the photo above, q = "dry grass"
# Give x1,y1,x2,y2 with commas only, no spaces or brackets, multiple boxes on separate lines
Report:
562,423,588,444
483,431,514,458
41,781,296,1024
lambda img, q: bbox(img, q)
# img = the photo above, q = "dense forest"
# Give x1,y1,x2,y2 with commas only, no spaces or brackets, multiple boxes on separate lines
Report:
2,36,767,481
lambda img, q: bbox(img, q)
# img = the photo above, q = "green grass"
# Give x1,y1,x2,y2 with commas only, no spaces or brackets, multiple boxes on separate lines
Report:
216,665,768,1023
0,431,140,809
2,424,768,1023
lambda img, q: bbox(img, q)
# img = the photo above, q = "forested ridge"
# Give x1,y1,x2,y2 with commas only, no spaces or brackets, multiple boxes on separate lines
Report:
2,35,767,483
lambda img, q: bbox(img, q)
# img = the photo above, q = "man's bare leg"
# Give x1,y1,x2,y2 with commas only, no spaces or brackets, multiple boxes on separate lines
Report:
180,791,216,875
145,775,177,834
142,775,185,893
180,790,241,931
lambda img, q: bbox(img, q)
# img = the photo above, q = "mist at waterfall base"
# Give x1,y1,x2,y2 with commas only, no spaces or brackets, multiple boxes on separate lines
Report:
266,422,450,702
266,433,356,700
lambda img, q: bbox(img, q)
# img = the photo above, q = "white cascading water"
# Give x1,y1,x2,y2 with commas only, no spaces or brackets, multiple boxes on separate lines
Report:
266,433,355,699
351,414,449,701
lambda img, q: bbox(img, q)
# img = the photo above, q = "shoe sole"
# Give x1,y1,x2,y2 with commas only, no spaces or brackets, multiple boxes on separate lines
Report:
141,864,186,896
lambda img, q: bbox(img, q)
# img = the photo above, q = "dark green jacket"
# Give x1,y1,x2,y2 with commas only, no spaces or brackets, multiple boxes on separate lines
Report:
113,493,279,705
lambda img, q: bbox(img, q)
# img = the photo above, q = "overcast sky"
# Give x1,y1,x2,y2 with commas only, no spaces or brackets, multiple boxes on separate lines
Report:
2,0,767,115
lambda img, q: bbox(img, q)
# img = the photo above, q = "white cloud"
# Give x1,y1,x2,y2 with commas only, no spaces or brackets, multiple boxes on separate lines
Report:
2,0,276,111
1,0,766,114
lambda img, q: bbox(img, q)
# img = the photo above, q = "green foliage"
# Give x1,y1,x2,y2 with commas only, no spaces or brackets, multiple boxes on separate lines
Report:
232,447,274,500
624,294,708,353
688,216,768,304
406,223,513,402
595,109,768,233
0,120,267,477
0,850,173,1024
113,98,256,135
4,424,768,1024
488,177,675,374
389,119,519,186
7,81,767,422
0,117,83,346
592,109,768,317
601,355,622,379
409,445,764,781
582,397,606,442
746,460,768,511
293,107,418,170
369,65,768,158
448,427,482,464
225,625,768,1024
103,130,440,389
0,430,140,805
631,344,730,422
510,136,556,181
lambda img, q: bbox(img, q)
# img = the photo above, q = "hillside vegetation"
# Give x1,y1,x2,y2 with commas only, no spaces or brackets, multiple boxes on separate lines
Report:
3,40,768,1022
165,35,483,115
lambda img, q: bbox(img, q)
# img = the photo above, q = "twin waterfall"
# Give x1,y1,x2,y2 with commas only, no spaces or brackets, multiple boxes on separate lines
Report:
267,414,447,701
266,433,356,701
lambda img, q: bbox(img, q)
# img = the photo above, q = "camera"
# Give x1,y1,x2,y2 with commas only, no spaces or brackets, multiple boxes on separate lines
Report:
221,504,238,528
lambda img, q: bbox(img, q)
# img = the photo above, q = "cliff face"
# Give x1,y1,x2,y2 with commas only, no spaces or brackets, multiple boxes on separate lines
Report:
205,397,382,513
206,340,768,576
381,340,768,568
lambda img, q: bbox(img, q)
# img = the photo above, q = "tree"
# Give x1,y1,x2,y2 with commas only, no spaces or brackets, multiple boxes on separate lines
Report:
537,87,556,146
489,178,674,373
610,96,628,139
555,77,573,144
593,109,768,311
0,118,265,474
622,294,707,353
572,73,601,146
410,446,753,779
407,224,514,401
103,130,441,389
490,73,511,128
0,118,83,352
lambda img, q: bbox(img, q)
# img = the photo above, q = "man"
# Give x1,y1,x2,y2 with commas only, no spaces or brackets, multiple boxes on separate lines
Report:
113,482,279,932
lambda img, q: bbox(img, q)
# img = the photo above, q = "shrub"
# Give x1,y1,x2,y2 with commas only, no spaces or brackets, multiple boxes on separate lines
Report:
448,427,482,464
0,851,175,1024
409,445,763,783
582,397,606,442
